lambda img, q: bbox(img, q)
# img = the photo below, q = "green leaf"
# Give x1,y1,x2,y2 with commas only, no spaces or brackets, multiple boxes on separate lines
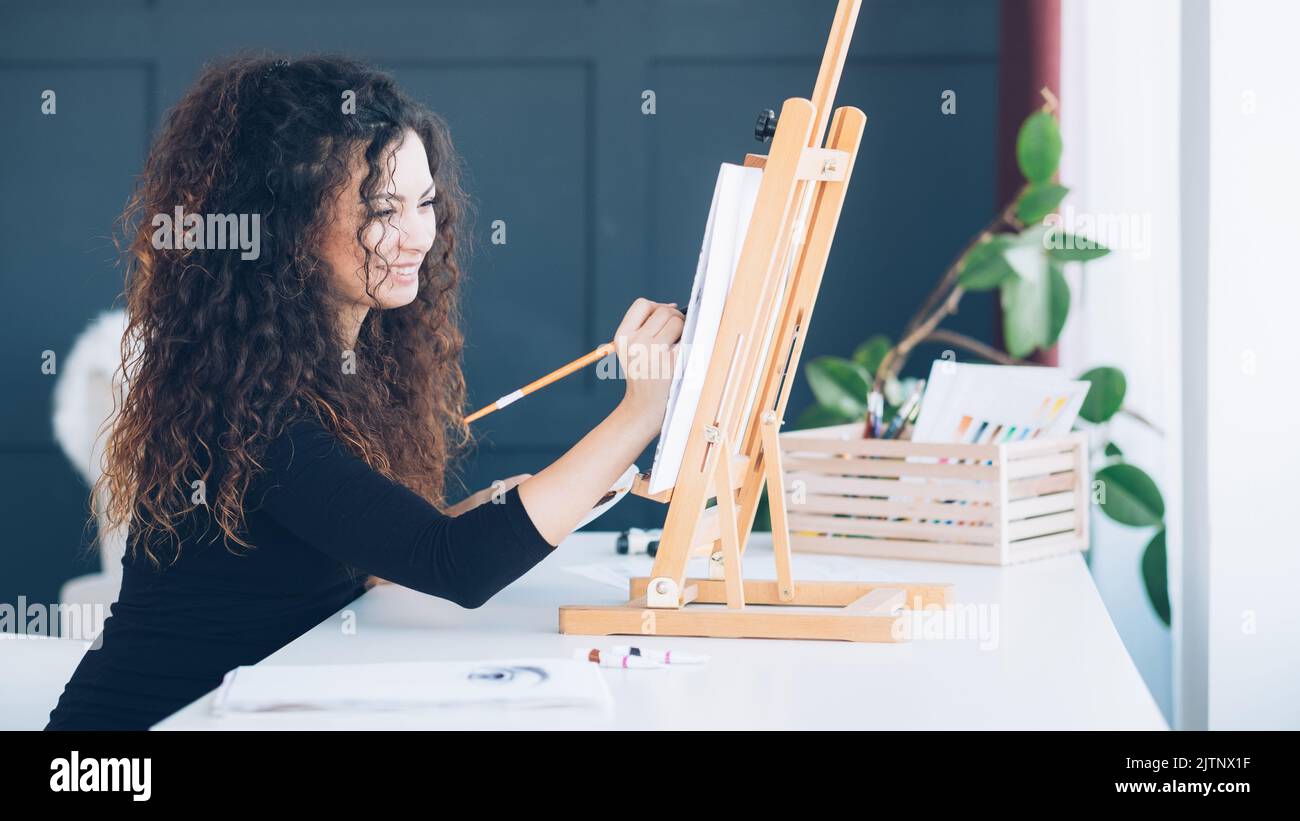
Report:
1096,463,1165,527
1104,442,1124,458
1079,366,1126,423
1142,528,1171,626
1000,275,1047,358
958,237,1017,291
805,357,871,418
1004,223,1050,274
852,335,892,378
1016,110,1063,184
998,235,1058,358
1045,231,1110,262
1016,182,1069,225
1045,260,1070,348
793,402,857,430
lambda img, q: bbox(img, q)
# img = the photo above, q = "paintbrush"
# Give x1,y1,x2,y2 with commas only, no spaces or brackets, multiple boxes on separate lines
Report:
463,301,687,425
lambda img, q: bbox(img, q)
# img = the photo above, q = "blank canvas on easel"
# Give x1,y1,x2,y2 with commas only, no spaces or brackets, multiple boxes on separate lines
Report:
558,0,954,645
647,162,762,495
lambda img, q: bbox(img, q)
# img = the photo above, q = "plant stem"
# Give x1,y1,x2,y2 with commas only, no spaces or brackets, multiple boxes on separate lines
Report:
875,286,964,392
902,196,1025,341
1117,406,1165,437
923,328,1034,366
878,194,1027,392
880,89,1056,390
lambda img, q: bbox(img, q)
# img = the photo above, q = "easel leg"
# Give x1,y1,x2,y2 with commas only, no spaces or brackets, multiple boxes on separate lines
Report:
760,411,796,602
710,428,746,609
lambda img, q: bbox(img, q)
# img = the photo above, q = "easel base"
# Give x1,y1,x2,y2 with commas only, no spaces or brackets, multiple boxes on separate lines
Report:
559,578,954,643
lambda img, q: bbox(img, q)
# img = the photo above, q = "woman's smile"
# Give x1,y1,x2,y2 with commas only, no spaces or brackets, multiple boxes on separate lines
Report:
386,263,420,285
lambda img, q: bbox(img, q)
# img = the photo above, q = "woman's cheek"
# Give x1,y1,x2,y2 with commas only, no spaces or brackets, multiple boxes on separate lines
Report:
362,222,388,256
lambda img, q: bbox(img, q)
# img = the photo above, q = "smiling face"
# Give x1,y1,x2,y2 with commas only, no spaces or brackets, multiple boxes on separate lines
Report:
321,128,438,337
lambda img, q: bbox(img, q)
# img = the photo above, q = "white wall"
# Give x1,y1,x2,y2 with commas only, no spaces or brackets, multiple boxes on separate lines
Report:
1199,0,1300,730
1059,0,1183,725
1063,0,1300,731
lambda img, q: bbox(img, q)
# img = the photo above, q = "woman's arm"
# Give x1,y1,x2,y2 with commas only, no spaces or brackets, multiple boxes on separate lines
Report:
444,473,531,517
250,419,556,608
251,299,681,605
364,472,531,588
517,298,684,545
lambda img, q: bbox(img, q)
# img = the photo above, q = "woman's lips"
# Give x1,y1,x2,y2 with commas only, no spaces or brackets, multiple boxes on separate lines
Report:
386,264,420,283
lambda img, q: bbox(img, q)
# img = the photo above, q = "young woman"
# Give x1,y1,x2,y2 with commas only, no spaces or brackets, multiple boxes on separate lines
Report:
45,55,683,730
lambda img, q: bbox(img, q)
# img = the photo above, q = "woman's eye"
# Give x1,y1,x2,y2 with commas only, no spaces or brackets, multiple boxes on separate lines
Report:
419,198,435,209
370,208,396,218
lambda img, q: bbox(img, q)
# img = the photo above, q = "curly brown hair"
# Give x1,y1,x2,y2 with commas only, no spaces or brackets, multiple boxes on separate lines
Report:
93,54,475,569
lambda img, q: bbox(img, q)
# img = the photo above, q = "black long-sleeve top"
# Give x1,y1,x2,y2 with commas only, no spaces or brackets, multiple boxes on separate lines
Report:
45,415,556,730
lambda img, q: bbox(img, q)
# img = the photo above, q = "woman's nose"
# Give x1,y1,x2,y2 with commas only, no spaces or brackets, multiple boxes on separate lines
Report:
401,211,435,254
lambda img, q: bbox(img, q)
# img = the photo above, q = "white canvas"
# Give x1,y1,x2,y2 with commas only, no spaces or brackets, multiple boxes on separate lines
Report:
647,163,763,495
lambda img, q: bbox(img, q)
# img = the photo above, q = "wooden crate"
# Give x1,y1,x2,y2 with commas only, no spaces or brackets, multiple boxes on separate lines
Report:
778,424,1089,565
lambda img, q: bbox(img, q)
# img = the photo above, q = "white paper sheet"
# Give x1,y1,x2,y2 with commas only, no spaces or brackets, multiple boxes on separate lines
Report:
212,658,613,715
912,360,1090,444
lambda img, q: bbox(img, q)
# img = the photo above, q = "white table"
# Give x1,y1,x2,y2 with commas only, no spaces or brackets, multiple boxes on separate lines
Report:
155,532,1168,730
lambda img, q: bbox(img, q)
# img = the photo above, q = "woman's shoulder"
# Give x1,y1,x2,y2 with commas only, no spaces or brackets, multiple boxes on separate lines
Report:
260,413,334,463
268,412,345,448
250,413,358,493
245,412,409,528
276,412,330,437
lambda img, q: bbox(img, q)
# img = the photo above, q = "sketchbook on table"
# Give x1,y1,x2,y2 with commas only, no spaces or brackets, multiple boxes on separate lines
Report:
212,658,613,715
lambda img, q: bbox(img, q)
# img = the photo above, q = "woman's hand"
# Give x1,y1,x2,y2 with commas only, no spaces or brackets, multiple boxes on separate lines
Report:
445,473,531,517
612,298,685,441
514,297,685,547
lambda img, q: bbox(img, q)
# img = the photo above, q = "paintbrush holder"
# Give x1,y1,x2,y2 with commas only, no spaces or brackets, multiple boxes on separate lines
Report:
778,424,1089,565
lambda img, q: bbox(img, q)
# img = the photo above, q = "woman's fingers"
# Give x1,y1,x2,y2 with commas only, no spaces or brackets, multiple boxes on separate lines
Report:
615,297,657,339
643,303,684,340
655,312,685,345
616,298,685,338
614,299,683,384
644,302,686,335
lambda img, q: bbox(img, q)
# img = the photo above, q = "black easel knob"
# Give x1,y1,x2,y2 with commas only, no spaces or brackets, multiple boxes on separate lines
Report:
754,108,778,143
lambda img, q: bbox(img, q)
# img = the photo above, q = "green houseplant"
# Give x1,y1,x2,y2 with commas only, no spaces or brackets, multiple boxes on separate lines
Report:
793,97,1170,626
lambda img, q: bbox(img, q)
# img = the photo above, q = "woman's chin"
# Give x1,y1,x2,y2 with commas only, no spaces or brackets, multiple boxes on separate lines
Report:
377,282,420,308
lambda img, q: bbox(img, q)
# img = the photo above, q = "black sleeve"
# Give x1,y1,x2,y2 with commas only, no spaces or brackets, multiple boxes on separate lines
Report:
248,417,555,608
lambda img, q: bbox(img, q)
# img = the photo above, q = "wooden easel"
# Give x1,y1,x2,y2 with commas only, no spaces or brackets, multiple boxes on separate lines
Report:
559,0,953,642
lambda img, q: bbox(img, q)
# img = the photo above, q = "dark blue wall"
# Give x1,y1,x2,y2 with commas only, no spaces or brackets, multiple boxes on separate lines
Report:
0,0,999,624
